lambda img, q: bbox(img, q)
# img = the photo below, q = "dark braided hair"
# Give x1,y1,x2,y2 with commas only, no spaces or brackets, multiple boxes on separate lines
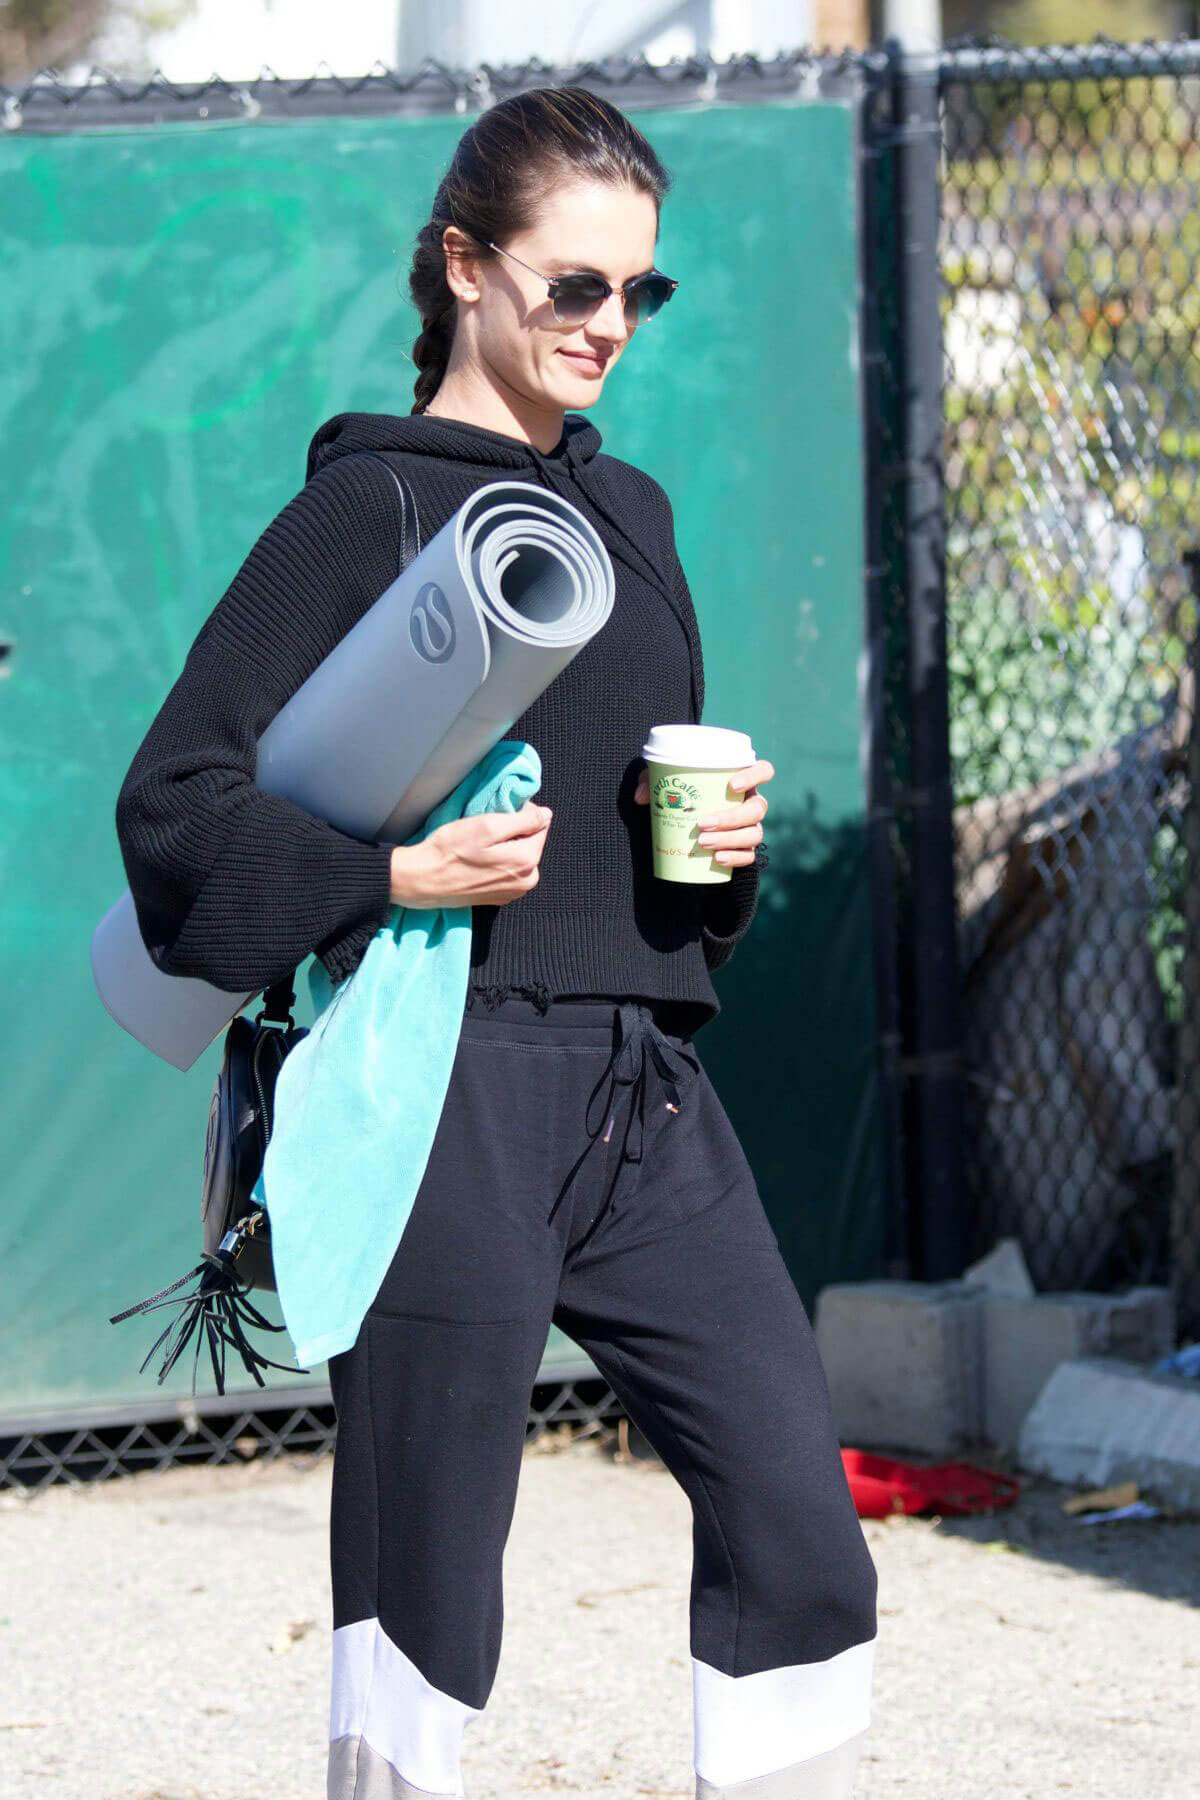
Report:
408,85,672,415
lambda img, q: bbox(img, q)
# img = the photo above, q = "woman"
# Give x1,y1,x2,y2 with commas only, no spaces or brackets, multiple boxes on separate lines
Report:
116,86,878,1800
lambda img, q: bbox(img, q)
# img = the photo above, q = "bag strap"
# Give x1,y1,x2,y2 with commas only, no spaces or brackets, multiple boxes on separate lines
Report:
362,449,423,570
257,974,296,1025
254,452,424,1015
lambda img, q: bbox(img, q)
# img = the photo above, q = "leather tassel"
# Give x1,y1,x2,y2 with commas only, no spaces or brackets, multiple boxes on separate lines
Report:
110,1215,308,1397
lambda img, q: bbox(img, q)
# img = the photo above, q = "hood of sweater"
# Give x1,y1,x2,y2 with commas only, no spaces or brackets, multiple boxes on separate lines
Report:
305,408,702,719
306,407,602,483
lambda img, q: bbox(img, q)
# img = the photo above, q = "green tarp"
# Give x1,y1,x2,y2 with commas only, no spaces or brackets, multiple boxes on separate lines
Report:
0,97,884,1421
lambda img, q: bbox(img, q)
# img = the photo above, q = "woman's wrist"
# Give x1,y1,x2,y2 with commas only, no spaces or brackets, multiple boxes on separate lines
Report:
389,843,427,907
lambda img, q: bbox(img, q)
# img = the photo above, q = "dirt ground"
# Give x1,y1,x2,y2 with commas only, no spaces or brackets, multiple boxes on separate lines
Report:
0,1427,1195,1800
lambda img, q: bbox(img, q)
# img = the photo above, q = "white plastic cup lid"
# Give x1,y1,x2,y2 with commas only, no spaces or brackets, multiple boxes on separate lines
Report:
641,724,756,769
644,720,755,770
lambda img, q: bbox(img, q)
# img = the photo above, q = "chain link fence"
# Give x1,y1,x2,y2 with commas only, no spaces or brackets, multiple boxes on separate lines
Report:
0,1376,623,1495
936,40,1200,1334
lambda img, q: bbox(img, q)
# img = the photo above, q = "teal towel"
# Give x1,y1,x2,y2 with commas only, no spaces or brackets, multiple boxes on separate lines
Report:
252,739,544,1366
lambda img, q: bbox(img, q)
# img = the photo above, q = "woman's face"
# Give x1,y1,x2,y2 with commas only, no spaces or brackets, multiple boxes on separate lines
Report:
447,175,661,416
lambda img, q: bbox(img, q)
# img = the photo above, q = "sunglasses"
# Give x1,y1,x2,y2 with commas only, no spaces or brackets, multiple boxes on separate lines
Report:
484,240,679,329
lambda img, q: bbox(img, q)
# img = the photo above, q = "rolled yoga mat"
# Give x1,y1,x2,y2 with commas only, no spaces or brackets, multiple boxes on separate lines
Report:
92,479,615,1071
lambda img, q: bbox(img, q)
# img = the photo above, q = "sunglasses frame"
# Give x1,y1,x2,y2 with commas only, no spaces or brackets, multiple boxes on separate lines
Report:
482,239,679,328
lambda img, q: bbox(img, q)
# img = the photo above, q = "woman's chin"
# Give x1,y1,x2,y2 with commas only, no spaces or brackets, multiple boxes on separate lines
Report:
543,373,605,412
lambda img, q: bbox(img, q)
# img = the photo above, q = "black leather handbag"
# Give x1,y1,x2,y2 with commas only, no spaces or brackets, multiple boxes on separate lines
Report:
110,453,419,1396
109,974,311,1396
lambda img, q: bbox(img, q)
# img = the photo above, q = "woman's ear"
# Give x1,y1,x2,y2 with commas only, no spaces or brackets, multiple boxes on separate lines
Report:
442,225,483,304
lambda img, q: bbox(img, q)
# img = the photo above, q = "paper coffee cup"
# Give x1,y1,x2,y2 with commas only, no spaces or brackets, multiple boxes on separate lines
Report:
641,724,756,884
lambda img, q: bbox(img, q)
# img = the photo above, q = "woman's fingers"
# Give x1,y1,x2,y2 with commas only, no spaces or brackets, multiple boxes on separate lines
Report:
697,791,768,834
697,822,765,851
728,757,775,791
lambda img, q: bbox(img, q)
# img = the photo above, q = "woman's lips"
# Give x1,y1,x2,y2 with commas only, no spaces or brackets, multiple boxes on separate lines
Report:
558,349,609,376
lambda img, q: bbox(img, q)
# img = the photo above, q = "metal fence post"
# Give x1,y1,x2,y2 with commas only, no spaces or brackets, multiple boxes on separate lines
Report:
889,38,969,1279
1172,550,1200,1336
858,63,913,1279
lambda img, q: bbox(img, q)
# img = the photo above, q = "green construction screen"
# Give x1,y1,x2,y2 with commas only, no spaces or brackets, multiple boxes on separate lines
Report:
0,96,885,1421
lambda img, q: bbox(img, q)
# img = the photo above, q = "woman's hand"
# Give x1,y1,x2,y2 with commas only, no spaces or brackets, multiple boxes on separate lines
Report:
389,800,553,908
634,758,775,867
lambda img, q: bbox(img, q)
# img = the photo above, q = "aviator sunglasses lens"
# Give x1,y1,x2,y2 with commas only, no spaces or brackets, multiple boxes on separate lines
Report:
627,274,674,324
550,272,677,327
550,275,609,324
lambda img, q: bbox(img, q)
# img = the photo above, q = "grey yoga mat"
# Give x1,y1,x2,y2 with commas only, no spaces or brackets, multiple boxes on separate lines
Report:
92,478,615,1071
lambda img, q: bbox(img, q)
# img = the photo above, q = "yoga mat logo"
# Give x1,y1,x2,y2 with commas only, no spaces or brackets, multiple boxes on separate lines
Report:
410,583,455,663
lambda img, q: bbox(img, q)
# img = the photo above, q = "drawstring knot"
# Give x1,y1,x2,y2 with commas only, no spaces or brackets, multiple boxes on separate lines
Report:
585,1002,700,1166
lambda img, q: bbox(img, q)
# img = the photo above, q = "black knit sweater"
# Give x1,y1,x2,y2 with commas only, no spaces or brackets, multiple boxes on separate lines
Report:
115,409,766,1031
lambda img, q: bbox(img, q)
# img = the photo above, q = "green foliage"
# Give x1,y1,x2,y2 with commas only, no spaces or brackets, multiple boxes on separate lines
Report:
981,0,1168,46
1147,817,1188,1026
941,73,1200,1018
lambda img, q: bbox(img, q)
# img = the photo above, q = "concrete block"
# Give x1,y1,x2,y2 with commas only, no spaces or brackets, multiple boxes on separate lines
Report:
962,1236,1035,1298
1018,1357,1200,1510
982,1286,1176,1449
1118,1286,1176,1359
813,1280,984,1455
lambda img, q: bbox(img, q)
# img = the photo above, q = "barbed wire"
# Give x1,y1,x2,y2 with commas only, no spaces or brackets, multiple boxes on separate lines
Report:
0,48,882,132
6,36,1200,133
940,32,1200,82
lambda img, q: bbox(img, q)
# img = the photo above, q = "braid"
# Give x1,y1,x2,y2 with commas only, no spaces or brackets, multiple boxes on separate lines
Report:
411,303,456,415
409,215,458,415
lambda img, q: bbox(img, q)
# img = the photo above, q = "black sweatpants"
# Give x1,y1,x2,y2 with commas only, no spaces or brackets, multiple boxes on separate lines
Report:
326,993,878,1800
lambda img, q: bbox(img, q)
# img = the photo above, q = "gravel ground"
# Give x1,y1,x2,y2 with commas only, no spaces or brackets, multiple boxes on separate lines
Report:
0,1428,1196,1800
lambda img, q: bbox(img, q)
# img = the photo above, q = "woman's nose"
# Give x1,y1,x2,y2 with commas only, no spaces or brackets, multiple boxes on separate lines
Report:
588,288,631,343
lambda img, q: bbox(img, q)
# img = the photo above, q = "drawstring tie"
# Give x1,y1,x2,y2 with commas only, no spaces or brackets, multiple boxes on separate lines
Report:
585,1002,700,1166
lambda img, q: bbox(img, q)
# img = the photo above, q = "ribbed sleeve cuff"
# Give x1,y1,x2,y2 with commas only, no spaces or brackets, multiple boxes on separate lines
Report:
154,799,397,993
700,845,768,973
312,838,396,982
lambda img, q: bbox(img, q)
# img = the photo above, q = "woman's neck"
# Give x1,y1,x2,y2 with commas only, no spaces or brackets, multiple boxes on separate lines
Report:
424,357,566,454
